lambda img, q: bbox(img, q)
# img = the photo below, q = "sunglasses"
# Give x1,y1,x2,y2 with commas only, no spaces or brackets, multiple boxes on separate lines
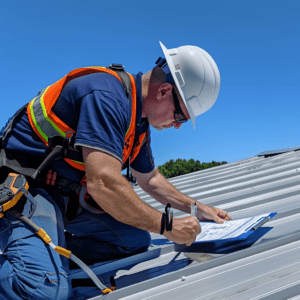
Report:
172,88,188,123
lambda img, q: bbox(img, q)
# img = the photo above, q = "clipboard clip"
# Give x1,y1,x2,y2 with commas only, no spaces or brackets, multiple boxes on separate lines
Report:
251,216,270,230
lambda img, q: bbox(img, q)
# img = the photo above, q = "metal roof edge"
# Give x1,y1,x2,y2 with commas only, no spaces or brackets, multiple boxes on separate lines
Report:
257,146,300,157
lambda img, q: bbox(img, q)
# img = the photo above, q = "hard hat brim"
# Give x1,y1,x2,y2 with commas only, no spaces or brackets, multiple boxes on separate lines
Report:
159,41,196,129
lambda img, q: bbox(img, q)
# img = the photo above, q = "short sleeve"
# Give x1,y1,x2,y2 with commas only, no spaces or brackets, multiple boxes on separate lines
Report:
74,90,130,162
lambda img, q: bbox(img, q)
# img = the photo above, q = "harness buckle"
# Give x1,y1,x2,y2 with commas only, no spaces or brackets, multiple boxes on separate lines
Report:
0,173,29,217
109,64,125,71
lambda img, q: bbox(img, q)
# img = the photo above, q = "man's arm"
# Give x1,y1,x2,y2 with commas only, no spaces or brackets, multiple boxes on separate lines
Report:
83,147,162,233
82,147,201,246
132,167,232,223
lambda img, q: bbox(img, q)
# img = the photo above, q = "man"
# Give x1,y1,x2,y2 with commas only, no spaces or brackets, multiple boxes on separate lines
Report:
0,42,231,299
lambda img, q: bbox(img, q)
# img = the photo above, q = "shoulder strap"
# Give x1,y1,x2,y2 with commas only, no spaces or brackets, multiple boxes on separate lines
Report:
107,64,132,99
0,103,28,148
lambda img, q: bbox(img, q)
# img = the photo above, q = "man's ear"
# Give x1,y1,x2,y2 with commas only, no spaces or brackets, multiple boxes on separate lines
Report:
157,83,173,100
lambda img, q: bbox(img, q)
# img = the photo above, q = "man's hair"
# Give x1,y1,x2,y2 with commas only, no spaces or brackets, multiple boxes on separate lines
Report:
149,66,167,86
145,66,179,103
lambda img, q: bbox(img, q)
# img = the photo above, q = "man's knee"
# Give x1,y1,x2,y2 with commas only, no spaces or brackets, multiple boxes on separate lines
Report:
125,228,151,254
136,229,151,251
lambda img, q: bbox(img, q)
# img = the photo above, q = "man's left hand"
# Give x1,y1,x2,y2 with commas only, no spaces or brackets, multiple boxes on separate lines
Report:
197,204,232,223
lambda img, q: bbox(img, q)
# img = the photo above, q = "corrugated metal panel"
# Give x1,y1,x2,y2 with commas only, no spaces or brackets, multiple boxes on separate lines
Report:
257,146,300,157
3,148,299,299
86,148,300,300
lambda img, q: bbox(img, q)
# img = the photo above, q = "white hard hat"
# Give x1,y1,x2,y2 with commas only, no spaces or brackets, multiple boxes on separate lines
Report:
159,41,221,129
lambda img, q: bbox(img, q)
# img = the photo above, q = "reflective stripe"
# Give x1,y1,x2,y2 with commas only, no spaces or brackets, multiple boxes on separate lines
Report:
29,97,49,143
31,87,66,140
70,160,83,165
64,158,85,171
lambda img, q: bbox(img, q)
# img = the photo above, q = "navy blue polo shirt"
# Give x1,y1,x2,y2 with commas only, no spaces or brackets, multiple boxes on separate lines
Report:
0,71,155,182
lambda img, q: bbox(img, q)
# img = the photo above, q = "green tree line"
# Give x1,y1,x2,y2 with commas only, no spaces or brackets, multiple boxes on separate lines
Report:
158,159,227,179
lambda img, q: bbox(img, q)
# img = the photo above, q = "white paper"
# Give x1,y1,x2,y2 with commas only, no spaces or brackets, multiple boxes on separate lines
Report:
195,214,270,242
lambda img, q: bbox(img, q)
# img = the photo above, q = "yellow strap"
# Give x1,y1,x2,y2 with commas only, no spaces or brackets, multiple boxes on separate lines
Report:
36,228,52,244
2,191,23,212
0,212,4,218
101,288,114,294
54,246,71,258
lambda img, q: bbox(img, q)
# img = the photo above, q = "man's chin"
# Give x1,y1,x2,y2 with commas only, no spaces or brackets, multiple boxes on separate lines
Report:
151,125,163,131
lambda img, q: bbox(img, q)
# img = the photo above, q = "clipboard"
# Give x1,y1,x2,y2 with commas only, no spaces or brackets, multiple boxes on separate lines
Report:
193,212,277,244
174,212,277,254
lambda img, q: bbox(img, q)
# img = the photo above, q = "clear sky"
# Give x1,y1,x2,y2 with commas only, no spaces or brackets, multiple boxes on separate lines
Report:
1,0,299,167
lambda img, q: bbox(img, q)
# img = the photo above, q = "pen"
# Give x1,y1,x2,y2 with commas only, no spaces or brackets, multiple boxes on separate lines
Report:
165,203,173,231
191,202,197,217
252,216,270,230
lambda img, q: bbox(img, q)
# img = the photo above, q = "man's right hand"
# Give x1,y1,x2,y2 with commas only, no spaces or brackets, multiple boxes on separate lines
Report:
163,216,201,246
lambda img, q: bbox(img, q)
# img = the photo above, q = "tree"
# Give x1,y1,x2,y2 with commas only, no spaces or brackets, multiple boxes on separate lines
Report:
158,158,227,179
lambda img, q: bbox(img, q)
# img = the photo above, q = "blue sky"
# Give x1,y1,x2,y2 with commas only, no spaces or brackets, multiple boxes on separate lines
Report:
1,0,299,167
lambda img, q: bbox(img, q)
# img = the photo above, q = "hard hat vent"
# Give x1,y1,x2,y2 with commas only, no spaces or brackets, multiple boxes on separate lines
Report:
174,71,185,87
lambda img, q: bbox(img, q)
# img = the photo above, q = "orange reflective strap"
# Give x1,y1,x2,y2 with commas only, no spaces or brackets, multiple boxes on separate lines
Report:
27,67,138,171
44,67,124,135
28,68,125,144
130,133,146,163
64,158,85,171
45,67,123,109
122,73,137,163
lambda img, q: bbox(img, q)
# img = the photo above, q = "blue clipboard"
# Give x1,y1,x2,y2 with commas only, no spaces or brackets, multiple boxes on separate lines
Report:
174,212,277,253
195,212,277,243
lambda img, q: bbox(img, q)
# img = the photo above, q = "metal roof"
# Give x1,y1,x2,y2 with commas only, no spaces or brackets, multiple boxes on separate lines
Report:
78,147,300,300
257,146,300,157
3,147,299,299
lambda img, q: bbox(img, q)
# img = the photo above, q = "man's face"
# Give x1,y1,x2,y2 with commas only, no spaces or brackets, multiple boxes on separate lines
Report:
146,85,190,131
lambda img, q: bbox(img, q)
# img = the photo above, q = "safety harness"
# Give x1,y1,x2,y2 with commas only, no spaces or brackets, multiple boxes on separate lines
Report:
0,65,151,293
0,173,116,294
27,64,143,171
0,64,151,215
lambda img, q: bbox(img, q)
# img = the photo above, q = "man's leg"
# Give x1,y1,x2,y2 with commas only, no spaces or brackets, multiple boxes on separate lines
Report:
65,207,151,266
0,188,71,300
